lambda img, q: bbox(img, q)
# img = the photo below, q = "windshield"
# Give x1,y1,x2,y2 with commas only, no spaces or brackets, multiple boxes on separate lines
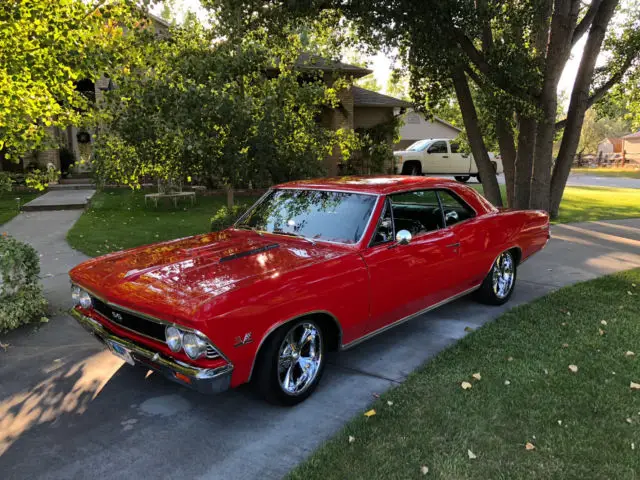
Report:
406,139,432,152
236,189,377,244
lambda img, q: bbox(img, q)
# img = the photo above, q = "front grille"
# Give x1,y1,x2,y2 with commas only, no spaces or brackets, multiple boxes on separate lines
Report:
92,297,166,342
91,297,222,360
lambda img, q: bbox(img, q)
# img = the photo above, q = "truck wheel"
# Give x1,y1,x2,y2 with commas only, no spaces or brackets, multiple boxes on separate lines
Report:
401,162,421,176
454,176,470,183
254,319,326,406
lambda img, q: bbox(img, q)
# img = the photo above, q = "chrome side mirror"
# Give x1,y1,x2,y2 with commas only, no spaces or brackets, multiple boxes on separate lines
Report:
396,229,412,245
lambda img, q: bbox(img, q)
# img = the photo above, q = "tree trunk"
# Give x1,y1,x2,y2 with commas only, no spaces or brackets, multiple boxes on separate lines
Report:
496,116,516,207
226,184,235,209
451,69,503,207
513,116,536,209
549,0,619,217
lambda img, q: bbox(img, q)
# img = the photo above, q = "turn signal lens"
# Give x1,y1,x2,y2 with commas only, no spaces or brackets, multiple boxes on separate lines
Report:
165,326,183,352
182,333,207,360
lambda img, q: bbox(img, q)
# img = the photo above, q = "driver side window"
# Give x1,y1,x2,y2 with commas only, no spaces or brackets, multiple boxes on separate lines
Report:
389,190,443,237
428,141,447,154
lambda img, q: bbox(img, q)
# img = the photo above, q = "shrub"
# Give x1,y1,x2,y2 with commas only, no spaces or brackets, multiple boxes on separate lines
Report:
210,204,247,231
0,172,13,194
0,234,48,333
25,163,61,191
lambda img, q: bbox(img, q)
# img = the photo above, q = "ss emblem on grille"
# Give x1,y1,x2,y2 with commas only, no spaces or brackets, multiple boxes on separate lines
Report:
111,311,123,321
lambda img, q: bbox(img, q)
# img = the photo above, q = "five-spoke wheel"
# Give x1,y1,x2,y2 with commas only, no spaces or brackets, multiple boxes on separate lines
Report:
254,319,326,405
476,249,517,305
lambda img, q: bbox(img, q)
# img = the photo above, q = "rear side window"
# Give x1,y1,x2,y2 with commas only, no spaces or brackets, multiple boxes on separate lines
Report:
437,190,475,227
450,142,459,153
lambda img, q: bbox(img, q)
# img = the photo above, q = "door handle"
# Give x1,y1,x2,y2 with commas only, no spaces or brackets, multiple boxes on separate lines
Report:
446,242,460,248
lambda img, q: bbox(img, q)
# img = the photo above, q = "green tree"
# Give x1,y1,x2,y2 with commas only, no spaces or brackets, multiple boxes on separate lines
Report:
0,0,151,163
578,108,629,154
216,0,640,217
94,19,358,205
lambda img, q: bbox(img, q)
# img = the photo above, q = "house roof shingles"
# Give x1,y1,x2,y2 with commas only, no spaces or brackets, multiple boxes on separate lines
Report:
351,86,412,108
623,131,640,139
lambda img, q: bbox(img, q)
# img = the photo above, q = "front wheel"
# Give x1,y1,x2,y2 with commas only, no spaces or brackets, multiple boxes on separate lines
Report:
254,319,326,405
454,175,470,183
476,250,517,305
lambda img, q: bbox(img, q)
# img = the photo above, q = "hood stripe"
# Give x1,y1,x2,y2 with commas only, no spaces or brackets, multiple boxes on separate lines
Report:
219,243,280,263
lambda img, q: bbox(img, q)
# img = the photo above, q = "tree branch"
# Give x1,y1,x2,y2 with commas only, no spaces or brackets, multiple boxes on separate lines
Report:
572,0,602,46
454,31,538,101
555,52,636,130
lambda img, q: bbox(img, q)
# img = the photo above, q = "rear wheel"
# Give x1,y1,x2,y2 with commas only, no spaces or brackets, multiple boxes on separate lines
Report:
454,175,470,183
254,319,326,406
476,250,517,305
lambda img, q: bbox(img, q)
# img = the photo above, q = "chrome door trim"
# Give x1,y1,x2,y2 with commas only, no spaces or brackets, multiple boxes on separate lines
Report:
340,284,481,350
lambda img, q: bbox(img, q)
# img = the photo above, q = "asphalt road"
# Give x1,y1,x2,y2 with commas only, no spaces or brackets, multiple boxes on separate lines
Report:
1,213,640,480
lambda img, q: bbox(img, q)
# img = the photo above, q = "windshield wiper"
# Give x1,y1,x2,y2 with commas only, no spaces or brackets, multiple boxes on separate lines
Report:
273,230,316,245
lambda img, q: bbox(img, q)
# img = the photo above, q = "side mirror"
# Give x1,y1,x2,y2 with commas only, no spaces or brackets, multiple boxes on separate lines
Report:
396,229,412,245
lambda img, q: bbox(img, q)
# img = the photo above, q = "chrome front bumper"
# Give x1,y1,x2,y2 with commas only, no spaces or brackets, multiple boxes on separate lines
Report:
70,308,233,394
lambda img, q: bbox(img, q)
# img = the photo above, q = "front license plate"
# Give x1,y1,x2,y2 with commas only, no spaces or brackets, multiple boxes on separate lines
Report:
107,340,135,366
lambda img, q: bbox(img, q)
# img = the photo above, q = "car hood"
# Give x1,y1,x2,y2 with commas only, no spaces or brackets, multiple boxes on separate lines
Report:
70,230,346,322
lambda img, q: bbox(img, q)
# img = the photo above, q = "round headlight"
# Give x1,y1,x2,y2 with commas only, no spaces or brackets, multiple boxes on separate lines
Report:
79,289,92,309
182,333,207,360
71,285,81,306
165,326,183,352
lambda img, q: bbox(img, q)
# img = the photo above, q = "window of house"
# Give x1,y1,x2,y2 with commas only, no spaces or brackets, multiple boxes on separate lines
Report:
427,141,448,154
436,190,476,226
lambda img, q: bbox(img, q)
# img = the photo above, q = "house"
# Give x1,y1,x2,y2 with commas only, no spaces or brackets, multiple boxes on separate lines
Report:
596,137,624,158
622,131,640,164
395,111,461,150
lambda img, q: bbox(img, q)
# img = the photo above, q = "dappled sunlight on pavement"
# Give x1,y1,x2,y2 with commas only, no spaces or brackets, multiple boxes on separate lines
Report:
0,350,122,456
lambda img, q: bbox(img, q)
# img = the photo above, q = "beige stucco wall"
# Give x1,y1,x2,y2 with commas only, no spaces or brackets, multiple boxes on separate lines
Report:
624,138,640,155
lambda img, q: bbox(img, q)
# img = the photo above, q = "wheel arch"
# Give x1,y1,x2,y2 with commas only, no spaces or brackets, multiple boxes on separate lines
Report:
248,310,342,382
401,160,422,175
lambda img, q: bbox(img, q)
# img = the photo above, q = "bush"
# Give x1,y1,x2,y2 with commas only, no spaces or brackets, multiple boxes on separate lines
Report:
210,204,247,231
0,172,13,194
0,234,48,333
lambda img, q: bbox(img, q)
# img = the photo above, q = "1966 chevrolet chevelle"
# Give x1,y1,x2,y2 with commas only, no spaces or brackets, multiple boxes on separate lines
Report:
69,176,549,405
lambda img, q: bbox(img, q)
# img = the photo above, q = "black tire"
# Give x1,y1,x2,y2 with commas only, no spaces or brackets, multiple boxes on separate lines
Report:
401,162,421,176
254,319,326,406
475,250,517,305
454,176,470,183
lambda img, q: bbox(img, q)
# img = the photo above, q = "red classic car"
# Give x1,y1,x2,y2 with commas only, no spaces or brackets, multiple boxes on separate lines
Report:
69,176,549,405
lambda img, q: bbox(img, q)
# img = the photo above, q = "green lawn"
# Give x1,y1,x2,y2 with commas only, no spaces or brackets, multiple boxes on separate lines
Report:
572,167,640,179
0,191,41,226
289,269,640,480
472,184,640,224
67,189,259,257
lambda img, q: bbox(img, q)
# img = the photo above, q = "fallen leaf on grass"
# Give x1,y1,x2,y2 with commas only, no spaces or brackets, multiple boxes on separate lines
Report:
601,320,608,326
504,380,511,385
420,465,429,475
387,401,394,406
631,382,640,390
568,365,578,373
557,420,562,425
562,343,569,348
626,418,633,424
628,291,635,296
472,373,482,381
625,351,635,357
560,308,571,316
461,381,473,390
467,449,477,459
525,442,536,450
348,435,355,444
364,409,376,417
632,283,637,288
599,329,605,336
507,356,514,362
544,369,549,375
0,341,10,351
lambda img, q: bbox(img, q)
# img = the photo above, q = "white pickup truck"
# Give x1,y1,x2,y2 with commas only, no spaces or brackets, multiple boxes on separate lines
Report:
393,138,503,182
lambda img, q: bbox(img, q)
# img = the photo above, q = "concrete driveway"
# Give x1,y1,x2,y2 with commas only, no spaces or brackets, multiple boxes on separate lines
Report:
1,213,640,480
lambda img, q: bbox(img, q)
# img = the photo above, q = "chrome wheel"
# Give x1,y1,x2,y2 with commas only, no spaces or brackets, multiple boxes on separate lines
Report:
492,252,515,299
277,323,323,396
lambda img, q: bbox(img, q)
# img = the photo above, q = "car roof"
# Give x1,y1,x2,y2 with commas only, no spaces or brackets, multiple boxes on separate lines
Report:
274,176,463,195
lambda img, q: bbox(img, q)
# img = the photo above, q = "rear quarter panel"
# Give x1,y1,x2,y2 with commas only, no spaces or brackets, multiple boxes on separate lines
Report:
196,251,370,387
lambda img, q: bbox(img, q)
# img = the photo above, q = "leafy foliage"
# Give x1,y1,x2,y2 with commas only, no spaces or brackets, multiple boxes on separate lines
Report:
578,109,629,154
94,19,359,189
0,172,13,194
0,0,152,161
0,234,47,332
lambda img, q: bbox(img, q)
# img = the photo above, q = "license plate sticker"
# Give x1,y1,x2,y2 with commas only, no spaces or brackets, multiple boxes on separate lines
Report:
107,340,135,366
